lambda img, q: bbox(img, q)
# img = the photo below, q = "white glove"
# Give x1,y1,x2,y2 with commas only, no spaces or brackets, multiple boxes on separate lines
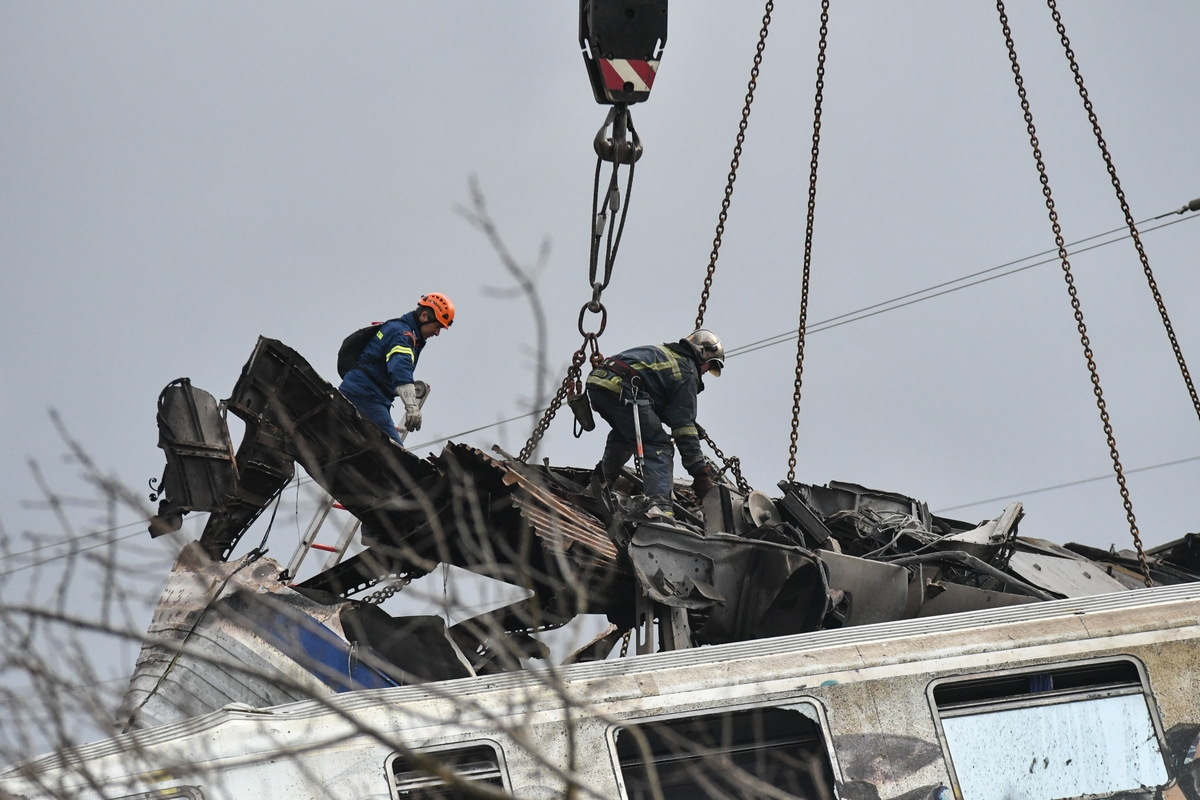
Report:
395,383,422,432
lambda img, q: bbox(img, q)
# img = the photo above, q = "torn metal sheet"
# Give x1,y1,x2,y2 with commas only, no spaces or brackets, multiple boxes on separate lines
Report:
628,521,829,643
227,337,439,543
149,379,238,535
122,541,473,731
493,454,618,566
818,551,911,626
917,581,1039,617
198,417,295,560
1007,551,1128,598
936,502,1023,563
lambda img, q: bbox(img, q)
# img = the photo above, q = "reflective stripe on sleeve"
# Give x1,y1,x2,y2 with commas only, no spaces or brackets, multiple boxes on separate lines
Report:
672,425,698,438
386,345,415,362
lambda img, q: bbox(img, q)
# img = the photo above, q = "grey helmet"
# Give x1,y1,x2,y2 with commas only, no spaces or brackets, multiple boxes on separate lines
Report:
684,329,725,376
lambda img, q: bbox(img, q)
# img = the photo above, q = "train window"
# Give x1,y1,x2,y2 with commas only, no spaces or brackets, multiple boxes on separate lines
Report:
930,659,1168,800
388,743,507,799
614,705,836,800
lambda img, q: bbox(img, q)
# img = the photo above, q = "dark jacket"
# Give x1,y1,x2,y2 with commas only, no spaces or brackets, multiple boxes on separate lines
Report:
586,341,706,473
341,312,426,402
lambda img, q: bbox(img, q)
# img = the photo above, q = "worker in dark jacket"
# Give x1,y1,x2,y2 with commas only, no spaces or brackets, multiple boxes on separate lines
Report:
585,329,723,517
339,293,454,443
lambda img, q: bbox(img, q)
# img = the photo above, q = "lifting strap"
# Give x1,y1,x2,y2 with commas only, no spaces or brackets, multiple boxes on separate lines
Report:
994,0,1151,587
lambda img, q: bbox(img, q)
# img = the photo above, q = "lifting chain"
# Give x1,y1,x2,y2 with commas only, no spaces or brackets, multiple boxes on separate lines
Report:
695,0,774,330
697,425,751,495
520,334,604,463
786,0,829,485
360,576,412,606
519,107,639,462
1046,0,1200,429
619,629,631,658
995,0,1152,588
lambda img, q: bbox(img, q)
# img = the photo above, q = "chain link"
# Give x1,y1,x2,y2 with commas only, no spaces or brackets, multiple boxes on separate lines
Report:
619,629,631,658
518,111,642,461
520,335,604,463
786,0,830,485
1046,0,1200,430
695,0,774,330
995,0,1151,588
697,425,751,495
360,576,412,605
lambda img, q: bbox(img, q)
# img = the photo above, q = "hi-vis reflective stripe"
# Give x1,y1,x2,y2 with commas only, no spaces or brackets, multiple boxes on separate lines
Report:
586,371,623,393
599,59,659,93
376,331,383,339
630,346,682,380
386,345,414,362
672,425,698,438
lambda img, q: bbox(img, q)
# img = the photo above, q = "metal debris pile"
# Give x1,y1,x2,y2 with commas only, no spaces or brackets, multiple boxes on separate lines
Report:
132,337,1200,724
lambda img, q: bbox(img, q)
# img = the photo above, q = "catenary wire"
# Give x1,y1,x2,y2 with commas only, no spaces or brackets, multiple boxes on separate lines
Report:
0,518,147,561
726,211,1199,359
12,209,1196,564
730,215,1164,354
934,453,1200,515
0,530,146,577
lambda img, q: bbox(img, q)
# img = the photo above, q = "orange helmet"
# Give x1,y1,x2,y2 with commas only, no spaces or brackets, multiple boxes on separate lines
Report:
417,293,455,328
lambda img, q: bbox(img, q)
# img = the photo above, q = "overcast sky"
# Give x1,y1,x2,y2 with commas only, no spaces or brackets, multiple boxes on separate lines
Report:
2,0,1198,588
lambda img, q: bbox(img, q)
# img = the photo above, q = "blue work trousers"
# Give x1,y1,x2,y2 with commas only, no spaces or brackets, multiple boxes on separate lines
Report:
339,381,403,444
587,384,675,505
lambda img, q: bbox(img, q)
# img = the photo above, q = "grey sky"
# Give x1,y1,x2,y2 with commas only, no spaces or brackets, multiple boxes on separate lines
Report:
2,0,1198,576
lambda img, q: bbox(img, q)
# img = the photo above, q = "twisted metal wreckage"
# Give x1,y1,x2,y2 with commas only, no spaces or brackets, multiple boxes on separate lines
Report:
130,336,1200,731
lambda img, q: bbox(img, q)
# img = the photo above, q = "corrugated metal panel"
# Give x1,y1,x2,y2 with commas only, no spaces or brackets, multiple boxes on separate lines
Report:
448,443,618,566
500,468,618,564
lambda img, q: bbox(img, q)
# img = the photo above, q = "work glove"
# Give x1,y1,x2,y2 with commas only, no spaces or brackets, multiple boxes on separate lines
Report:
395,383,422,432
690,464,715,499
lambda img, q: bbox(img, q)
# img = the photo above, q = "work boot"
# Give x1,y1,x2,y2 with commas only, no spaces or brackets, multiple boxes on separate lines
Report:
645,504,675,522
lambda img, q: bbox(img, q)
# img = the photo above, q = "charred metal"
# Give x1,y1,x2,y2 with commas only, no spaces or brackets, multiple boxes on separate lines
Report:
139,337,1200,724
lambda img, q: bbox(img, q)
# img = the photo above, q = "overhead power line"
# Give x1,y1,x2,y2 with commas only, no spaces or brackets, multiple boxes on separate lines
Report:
0,519,150,565
934,454,1200,515
726,208,1200,360
13,206,1197,569
0,530,146,577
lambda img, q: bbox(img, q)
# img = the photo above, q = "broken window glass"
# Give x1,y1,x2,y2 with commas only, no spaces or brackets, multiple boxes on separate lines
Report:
389,743,506,799
932,660,1168,800
614,705,836,800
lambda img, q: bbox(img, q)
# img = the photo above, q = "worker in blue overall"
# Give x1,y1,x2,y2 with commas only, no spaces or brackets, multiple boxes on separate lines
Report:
338,293,454,443
585,330,723,518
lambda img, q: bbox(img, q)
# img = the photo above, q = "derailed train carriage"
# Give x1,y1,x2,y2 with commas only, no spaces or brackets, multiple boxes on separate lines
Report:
3,337,1200,800
3,582,1199,799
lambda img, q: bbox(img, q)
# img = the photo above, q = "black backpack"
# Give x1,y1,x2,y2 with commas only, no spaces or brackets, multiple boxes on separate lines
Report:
337,319,400,379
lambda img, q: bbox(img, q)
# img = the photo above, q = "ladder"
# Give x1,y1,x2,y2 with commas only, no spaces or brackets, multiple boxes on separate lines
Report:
282,380,429,583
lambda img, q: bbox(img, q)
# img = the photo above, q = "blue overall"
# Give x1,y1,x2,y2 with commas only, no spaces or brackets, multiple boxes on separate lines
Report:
338,312,425,443
585,342,706,505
